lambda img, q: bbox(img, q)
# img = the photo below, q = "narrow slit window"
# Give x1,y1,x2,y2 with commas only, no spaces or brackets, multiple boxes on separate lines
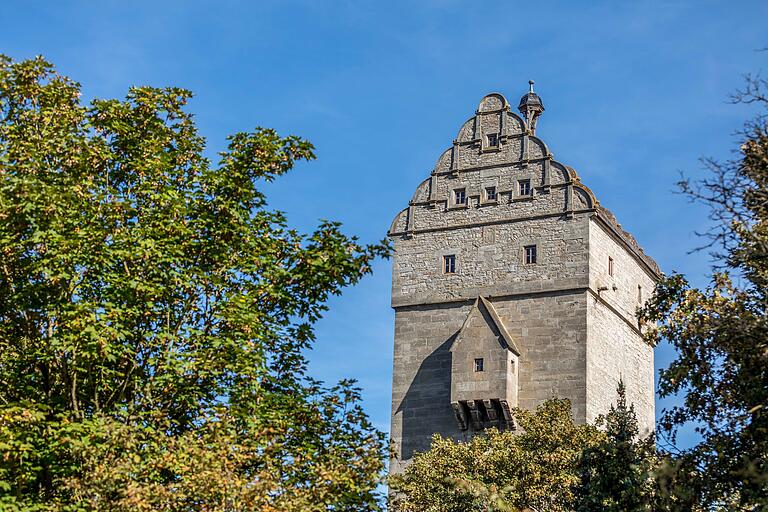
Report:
486,133,498,147
474,358,484,372
524,245,537,264
637,284,643,303
608,257,614,277
485,186,497,201
443,254,456,274
518,179,532,196
454,188,467,205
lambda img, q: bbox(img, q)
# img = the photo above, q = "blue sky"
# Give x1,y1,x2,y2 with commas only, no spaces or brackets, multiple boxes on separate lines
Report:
4,0,767,449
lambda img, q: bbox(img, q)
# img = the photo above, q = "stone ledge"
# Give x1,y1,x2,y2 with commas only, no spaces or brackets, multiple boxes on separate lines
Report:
392,280,590,309
432,155,552,177
388,209,593,237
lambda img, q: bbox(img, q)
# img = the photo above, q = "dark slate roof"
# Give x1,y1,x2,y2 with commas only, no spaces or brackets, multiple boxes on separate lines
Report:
518,91,544,111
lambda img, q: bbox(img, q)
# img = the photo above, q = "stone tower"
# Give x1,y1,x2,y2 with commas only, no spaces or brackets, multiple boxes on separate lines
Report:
388,85,660,473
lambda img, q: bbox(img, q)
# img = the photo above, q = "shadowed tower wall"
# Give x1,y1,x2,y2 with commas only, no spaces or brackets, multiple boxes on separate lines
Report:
388,89,660,473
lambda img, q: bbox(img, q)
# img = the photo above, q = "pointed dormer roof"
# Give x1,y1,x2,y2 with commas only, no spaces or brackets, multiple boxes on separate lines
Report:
450,296,520,355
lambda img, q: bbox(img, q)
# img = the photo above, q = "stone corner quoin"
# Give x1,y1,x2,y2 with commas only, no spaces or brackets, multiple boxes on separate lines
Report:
387,84,660,473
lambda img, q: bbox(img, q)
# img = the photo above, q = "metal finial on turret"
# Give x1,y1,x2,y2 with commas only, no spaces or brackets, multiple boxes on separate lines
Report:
518,80,545,135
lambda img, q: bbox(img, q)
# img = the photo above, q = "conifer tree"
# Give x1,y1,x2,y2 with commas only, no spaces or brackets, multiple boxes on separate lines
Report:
575,381,657,512
389,399,602,512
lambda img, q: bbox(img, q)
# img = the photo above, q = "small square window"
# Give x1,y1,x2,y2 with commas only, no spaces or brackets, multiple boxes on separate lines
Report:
443,254,456,274
608,257,614,277
518,180,532,196
486,133,498,147
454,188,467,205
474,358,484,372
524,245,537,264
485,186,497,201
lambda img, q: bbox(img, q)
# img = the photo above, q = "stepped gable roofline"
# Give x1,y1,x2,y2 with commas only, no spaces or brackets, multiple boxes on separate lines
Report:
451,92,528,145
388,207,407,234
450,297,521,356
427,113,551,176
477,92,510,112
528,132,553,157
409,177,431,203
388,87,662,279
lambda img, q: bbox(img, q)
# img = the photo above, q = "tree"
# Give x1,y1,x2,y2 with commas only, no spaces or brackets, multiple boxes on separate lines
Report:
640,74,768,509
0,55,389,511
388,398,603,512
575,381,658,512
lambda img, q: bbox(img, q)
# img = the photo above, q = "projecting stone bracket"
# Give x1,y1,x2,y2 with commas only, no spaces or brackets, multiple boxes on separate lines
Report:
451,401,469,431
466,400,483,431
451,398,516,432
483,399,499,428
499,399,516,431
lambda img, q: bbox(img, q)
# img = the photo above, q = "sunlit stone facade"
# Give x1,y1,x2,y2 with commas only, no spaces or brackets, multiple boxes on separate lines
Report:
388,86,660,473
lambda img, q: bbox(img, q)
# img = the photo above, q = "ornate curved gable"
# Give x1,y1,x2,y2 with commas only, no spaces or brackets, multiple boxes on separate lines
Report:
388,87,659,278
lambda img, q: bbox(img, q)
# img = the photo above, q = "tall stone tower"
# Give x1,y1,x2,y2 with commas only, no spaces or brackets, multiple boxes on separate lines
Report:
388,85,660,472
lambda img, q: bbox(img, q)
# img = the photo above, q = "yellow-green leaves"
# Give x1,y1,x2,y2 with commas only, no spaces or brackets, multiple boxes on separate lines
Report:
0,55,388,511
389,399,603,512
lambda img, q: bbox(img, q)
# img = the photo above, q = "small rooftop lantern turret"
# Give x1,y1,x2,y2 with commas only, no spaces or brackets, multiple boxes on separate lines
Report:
518,80,545,135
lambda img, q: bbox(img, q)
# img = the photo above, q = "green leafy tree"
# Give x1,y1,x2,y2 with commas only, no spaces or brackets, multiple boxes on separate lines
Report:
388,398,603,512
0,55,389,511
640,74,768,510
575,381,658,512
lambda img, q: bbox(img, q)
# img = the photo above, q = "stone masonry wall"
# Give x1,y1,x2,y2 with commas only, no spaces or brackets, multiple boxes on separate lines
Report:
586,219,656,434
388,91,660,471
392,214,591,308
588,218,657,324
390,291,588,473
586,295,655,435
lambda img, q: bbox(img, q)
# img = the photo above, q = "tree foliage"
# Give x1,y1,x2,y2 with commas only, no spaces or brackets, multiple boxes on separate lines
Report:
0,55,389,511
388,398,603,512
640,74,768,509
575,381,659,512
390,72,768,512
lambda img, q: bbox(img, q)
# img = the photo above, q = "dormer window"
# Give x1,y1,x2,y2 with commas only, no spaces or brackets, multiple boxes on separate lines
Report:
454,188,467,205
474,358,484,372
486,133,498,147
